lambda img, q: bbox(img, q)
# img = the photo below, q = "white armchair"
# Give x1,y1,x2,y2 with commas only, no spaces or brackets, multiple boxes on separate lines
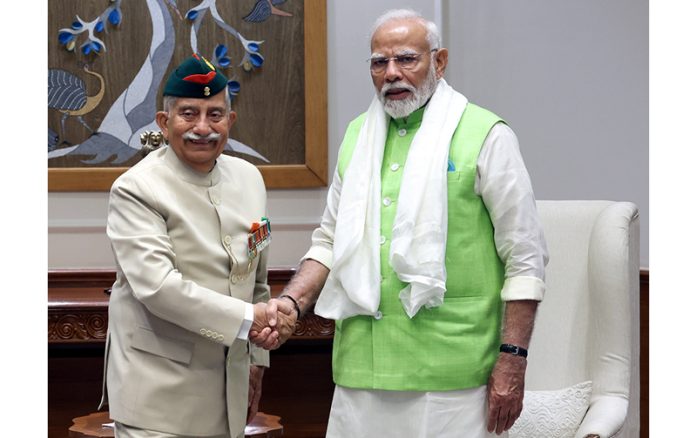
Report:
510,201,640,438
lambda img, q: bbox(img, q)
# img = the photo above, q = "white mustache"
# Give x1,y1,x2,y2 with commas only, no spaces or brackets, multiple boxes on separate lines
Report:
183,131,222,142
381,81,416,96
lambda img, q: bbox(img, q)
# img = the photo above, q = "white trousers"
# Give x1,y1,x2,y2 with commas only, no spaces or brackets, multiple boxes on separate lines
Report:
326,385,508,438
114,422,234,438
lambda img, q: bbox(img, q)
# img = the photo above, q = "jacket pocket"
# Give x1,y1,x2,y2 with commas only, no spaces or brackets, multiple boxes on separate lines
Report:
446,170,462,182
131,326,194,364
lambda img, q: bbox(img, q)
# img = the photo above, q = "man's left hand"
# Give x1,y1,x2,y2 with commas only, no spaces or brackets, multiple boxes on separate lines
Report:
247,365,265,424
486,353,527,435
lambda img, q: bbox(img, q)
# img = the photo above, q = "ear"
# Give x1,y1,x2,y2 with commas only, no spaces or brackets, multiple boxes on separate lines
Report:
434,48,448,79
155,111,170,140
228,110,237,127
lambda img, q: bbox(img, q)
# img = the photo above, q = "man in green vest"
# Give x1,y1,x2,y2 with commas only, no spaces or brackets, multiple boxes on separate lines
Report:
253,8,548,437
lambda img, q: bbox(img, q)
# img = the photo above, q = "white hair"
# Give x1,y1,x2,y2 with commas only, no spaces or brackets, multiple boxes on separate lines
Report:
162,88,232,113
370,9,441,50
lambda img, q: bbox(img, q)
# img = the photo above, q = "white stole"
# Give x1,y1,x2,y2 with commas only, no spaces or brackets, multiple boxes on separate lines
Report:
315,79,468,319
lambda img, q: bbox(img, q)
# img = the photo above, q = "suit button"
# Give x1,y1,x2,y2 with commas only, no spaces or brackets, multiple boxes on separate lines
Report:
200,328,206,335
218,334,225,342
224,235,232,245
206,330,213,337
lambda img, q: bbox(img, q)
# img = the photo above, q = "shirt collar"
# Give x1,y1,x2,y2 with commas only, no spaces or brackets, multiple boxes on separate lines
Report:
163,146,221,187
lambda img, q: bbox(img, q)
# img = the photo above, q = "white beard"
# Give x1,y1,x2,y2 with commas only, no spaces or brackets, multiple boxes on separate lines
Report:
378,64,439,119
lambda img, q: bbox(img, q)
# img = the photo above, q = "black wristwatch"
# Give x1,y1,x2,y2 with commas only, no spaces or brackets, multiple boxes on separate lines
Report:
499,343,528,358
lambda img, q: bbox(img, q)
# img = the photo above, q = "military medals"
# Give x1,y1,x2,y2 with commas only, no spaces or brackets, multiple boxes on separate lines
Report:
247,217,271,259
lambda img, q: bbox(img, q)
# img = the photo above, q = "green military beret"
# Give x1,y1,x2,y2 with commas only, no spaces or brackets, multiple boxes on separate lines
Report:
163,53,228,98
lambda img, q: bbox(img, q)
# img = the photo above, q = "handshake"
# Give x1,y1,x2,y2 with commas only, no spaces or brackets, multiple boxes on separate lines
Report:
249,297,299,350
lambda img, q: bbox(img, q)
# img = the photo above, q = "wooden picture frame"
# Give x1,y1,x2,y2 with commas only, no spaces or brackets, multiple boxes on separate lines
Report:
49,0,327,191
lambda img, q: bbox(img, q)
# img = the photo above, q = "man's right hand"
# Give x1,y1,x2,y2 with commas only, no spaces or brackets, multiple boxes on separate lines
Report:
250,300,296,350
249,259,330,349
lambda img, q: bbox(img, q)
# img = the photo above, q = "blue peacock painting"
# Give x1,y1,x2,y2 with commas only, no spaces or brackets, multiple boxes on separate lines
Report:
48,0,299,168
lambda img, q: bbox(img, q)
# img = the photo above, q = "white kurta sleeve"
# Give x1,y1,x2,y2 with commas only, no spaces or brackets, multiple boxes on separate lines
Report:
302,165,343,269
476,122,549,301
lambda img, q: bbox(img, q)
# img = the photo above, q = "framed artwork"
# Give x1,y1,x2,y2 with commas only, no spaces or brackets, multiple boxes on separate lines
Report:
48,0,327,190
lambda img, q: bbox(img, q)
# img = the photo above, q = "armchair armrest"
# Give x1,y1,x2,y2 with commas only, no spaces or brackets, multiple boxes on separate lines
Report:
574,395,628,438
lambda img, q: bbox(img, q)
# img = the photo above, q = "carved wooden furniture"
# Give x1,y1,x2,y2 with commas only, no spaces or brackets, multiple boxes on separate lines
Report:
48,268,334,345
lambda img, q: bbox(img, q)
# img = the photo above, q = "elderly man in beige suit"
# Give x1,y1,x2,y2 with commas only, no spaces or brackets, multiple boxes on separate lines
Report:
99,54,296,438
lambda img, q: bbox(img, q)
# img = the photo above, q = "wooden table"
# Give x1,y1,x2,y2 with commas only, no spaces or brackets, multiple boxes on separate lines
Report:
69,411,283,437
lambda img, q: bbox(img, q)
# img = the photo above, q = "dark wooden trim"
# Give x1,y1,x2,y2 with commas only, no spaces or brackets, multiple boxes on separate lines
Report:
48,269,118,288
48,268,298,288
639,268,649,438
49,309,108,345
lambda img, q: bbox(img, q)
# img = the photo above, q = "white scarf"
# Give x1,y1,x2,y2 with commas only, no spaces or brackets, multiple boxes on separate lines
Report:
315,79,468,319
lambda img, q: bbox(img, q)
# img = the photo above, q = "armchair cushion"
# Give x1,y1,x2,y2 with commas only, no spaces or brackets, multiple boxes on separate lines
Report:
510,381,592,438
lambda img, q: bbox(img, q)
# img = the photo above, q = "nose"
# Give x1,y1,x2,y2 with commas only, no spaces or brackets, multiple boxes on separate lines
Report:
192,115,213,135
384,59,403,82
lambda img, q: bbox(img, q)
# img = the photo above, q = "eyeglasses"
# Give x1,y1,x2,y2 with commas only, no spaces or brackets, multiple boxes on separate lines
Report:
368,49,438,73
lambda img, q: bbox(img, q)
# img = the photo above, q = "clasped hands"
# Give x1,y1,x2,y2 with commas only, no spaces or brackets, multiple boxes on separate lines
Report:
249,298,297,350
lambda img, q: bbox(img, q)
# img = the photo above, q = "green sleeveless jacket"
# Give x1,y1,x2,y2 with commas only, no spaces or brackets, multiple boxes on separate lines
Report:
332,103,505,391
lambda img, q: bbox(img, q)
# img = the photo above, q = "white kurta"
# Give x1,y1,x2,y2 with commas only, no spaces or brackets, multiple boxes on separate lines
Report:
327,386,506,438
311,121,545,437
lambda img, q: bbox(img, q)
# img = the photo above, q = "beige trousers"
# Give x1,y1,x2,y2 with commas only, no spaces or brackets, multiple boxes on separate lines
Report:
114,422,234,438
